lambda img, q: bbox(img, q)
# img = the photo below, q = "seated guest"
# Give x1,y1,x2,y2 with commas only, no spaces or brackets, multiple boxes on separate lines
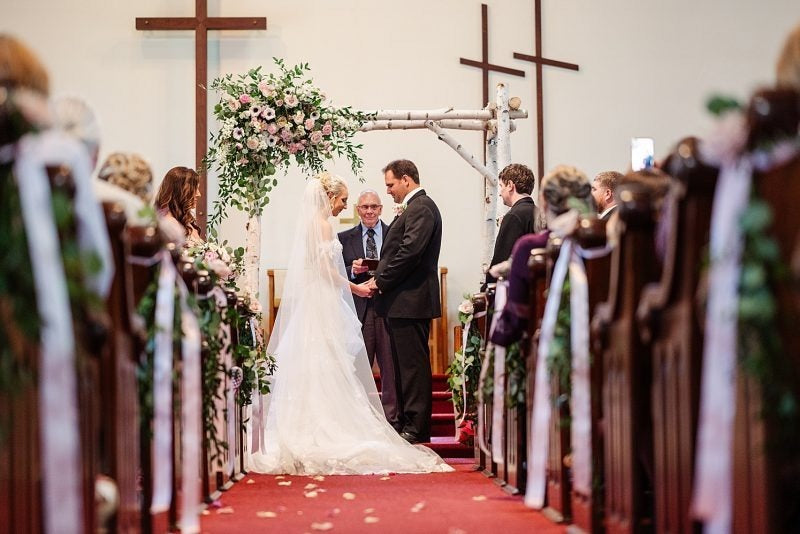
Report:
591,170,623,220
491,164,593,347
97,152,153,203
486,163,538,283
154,166,203,246
53,97,153,224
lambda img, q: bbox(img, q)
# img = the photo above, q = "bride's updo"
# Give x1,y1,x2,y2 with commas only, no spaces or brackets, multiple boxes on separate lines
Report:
315,171,347,198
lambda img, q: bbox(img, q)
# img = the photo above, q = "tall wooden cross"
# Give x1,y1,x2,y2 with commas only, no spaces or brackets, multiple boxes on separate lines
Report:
513,0,579,180
460,4,526,110
136,1,267,233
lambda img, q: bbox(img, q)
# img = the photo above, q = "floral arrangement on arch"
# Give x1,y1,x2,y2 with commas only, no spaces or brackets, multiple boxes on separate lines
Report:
206,58,373,228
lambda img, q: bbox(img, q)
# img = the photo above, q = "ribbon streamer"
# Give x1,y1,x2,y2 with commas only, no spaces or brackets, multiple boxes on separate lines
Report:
691,160,752,534
525,239,572,508
150,251,176,513
490,282,509,462
15,131,87,534
177,280,202,533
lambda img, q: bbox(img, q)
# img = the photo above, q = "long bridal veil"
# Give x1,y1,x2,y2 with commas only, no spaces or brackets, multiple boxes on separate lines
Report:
248,178,452,475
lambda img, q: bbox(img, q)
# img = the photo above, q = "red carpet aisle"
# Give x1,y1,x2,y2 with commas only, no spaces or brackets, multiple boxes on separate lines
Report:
200,459,565,533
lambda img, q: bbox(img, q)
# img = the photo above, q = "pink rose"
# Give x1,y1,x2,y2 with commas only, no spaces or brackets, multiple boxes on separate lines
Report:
288,144,299,154
304,118,315,129
322,122,333,136
246,136,260,150
204,250,219,262
310,131,323,145
239,94,251,104
275,99,284,107
266,123,278,135
280,129,293,142
284,94,299,108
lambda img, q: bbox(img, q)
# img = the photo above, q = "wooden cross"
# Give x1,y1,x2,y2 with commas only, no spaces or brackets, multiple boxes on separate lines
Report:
460,3,526,109
338,206,360,226
513,0,579,180
136,0,267,233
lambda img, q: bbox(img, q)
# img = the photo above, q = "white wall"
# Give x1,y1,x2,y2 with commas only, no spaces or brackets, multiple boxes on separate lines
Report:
3,0,798,354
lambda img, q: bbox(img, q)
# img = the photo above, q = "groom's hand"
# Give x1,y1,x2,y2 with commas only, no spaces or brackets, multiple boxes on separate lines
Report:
352,258,369,275
365,278,379,295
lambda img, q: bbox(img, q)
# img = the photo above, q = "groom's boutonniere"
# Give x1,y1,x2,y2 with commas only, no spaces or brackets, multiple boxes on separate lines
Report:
393,203,407,217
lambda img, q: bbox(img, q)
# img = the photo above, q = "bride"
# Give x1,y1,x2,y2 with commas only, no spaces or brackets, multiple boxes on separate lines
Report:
246,173,453,475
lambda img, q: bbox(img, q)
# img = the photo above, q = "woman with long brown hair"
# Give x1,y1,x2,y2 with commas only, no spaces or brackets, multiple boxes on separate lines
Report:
155,166,202,246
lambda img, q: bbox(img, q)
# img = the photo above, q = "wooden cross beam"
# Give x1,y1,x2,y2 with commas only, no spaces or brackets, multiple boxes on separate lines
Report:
136,0,266,233
513,0,579,180
460,3,526,109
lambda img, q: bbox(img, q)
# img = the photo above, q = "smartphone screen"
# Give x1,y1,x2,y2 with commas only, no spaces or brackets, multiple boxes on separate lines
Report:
631,137,655,171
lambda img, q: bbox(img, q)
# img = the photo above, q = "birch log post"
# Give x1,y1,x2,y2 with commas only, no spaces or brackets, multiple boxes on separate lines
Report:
484,136,499,269
245,215,261,300
495,84,512,221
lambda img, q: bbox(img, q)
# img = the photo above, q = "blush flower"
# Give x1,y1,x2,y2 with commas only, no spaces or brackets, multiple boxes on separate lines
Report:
261,107,276,120
310,131,323,144
304,118,315,129
322,122,333,136
266,123,279,135
232,127,244,140
284,94,299,108
239,94,251,104
246,136,260,150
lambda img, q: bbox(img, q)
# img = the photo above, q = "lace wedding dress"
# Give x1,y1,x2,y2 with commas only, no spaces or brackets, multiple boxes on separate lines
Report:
246,179,452,475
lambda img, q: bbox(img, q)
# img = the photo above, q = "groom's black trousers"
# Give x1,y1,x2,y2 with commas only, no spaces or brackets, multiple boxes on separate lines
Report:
385,317,432,441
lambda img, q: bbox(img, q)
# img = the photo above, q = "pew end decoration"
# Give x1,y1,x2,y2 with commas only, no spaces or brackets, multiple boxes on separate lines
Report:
447,294,486,445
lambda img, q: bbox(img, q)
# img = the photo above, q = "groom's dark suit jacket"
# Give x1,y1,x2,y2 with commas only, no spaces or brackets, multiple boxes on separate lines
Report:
375,190,442,319
337,220,389,323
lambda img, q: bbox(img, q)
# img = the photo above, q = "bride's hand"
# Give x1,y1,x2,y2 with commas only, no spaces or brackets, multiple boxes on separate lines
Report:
352,282,373,298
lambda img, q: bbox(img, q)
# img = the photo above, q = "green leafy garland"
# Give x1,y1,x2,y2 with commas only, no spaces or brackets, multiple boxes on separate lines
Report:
447,321,482,427
738,197,798,425
504,342,526,409
546,276,572,427
230,306,276,407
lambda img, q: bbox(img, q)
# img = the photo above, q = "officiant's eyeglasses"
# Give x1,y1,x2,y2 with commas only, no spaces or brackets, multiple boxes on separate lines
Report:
357,204,382,210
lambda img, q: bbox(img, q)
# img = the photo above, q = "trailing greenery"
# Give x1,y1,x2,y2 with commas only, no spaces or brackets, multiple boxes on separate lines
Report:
230,306,276,407
737,195,798,427
505,342,526,409
196,292,229,468
546,276,572,427
446,321,482,425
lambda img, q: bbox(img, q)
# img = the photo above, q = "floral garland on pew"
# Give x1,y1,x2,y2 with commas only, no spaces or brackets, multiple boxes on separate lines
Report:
205,59,373,229
0,89,103,445
446,295,483,443
705,95,798,427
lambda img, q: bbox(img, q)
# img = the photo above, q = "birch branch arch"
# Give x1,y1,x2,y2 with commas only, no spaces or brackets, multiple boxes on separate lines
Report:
359,83,527,268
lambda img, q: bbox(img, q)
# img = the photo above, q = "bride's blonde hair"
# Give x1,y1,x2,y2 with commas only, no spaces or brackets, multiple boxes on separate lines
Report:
315,171,347,197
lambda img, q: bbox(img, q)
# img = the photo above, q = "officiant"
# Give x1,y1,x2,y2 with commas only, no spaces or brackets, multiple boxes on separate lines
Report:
338,190,400,431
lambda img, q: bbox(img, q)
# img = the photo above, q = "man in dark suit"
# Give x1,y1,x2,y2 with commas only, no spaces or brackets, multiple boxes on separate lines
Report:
486,163,538,283
337,190,399,429
592,170,623,220
366,159,442,444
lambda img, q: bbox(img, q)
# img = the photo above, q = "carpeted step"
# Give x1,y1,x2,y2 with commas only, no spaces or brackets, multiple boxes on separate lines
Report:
432,390,453,413
425,436,473,458
431,412,457,437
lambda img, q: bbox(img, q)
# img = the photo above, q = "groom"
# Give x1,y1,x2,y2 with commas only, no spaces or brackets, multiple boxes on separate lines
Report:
367,159,442,444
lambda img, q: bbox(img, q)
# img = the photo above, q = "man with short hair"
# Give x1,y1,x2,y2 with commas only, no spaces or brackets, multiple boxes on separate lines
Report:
487,163,538,283
592,170,623,220
338,190,398,429
366,159,442,444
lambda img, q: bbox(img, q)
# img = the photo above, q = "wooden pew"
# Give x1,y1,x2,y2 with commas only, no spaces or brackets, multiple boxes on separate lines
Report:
635,138,717,534
127,228,169,534
592,174,666,534
570,217,612,534
731,88,800,534
466,293,489,473
100,203,143,533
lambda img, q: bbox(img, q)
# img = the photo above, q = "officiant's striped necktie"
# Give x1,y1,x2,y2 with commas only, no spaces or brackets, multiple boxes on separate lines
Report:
366,228,377,259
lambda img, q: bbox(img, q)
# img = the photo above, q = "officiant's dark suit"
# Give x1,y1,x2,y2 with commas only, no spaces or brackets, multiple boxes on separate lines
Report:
485,196,536,283
338,214,399,429
374,160,442,444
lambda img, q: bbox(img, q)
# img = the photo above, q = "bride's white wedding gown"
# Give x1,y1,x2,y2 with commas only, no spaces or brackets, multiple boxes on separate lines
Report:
246,180,452,475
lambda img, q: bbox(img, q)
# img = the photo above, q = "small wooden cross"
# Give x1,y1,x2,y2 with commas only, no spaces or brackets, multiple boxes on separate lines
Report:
136,0,266,233
513,0,579,180
460,3,526,109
